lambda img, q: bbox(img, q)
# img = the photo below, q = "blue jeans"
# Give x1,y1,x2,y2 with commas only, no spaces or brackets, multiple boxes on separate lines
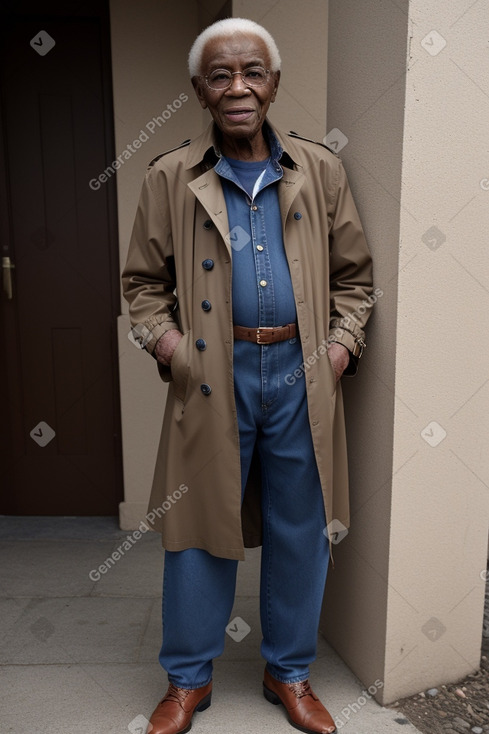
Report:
159,337,330,687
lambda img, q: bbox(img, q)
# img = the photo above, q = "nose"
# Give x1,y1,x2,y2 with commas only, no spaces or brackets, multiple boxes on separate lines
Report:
225,73,251,95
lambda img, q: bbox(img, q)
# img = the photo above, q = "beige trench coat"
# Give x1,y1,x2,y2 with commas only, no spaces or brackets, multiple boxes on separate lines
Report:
122,120,373,560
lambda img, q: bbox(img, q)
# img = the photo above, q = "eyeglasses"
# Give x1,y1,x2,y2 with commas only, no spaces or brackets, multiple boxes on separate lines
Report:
202,66,271,91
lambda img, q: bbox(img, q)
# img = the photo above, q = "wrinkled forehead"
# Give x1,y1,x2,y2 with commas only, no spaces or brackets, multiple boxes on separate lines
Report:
200,33,271,71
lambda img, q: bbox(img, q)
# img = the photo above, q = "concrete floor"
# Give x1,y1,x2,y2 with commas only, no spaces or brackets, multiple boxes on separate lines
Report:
0,516,421,734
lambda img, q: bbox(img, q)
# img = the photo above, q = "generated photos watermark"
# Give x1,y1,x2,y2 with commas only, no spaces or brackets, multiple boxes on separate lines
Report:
421,617,447,642
128,714,152,734
422,225,446,251
323,127,349,154
420,421,447,447
88,484,189,581
285,338,330,386
225,224,251,251
285,288,383,385
89,93,189,190
226,616,251,642
334,679,384,729
323,519,349,545
420,30,447,57
30,30,56,56
30,421,56,447
128,323,155,350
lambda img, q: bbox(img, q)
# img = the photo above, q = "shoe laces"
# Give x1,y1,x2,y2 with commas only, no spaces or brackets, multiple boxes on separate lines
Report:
287,680,317,700
162,684,190,707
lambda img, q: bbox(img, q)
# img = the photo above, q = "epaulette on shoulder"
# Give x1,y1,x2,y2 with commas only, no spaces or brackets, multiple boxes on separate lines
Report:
288,130,339,157
147,139,191,169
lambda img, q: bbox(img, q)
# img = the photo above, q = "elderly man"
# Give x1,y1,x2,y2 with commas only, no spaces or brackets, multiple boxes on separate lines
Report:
122,17,373,734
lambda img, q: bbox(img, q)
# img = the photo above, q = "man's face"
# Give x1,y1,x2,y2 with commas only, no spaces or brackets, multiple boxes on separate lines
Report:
192,33,280,142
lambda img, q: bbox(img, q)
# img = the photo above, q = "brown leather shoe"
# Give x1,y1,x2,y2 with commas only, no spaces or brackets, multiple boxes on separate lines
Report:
146,681,212,734
263,669,336,734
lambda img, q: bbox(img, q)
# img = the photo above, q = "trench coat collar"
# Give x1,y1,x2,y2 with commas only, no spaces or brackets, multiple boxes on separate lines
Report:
184,118,302,173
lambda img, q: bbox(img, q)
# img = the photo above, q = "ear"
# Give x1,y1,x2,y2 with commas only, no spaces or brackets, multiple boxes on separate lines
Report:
192,76,208,109
270,70,280,103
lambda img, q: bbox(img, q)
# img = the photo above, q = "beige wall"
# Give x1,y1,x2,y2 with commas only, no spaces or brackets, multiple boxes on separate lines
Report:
233,0,328,137
385,0,489,702
323,0,489,704
322,0,406,697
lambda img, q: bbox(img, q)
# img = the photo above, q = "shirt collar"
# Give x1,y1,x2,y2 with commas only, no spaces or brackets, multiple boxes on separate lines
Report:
184,118,298,171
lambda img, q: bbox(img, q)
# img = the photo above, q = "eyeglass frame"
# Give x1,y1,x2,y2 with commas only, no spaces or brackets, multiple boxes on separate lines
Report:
200,66,272,91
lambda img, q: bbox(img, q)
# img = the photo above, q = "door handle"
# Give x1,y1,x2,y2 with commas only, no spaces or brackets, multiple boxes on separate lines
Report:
2,256,15,300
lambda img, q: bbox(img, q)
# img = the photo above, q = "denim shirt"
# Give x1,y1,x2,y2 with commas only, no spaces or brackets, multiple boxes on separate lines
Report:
215,131,297,328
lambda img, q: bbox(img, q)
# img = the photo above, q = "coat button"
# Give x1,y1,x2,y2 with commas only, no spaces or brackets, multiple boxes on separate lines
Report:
294,211,302,220
202,258,214,270
201,299,212,311
203,219,213,230
200,383,212,396
195,338,206,351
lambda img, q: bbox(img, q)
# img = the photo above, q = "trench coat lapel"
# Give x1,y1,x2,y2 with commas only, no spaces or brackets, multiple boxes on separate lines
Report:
188,166,305,251
187,170,231,255
277,167,305,228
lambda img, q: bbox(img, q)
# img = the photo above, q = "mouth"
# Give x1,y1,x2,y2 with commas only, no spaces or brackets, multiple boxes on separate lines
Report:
223,108,255,122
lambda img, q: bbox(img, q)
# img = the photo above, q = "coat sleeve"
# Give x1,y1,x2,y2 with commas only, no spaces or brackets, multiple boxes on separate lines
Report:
121,167,179,380
328,160,374,375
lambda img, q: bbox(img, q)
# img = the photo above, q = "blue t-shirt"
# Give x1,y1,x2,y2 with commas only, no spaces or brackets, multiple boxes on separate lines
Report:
223,155,270,198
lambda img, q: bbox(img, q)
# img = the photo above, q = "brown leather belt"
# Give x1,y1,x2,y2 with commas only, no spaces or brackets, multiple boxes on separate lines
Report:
233,323,297,344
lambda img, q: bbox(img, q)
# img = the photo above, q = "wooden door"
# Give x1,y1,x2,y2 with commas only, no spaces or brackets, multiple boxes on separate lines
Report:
0,4,123,514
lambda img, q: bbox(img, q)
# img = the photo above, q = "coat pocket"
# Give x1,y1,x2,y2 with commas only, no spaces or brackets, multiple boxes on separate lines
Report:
325,345,338,397
170,331,190,404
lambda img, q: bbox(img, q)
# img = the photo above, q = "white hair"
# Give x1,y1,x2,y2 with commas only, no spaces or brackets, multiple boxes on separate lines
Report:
188,17,281,78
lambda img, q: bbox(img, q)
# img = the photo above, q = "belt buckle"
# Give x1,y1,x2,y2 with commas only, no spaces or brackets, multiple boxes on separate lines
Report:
256,327,273,344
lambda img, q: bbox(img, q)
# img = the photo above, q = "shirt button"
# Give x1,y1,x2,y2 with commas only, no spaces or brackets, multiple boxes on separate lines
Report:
202,259,214,270
251,205,258,211
259,279,267,287
256,245,264,252
200,383,212,396
201,299,212,311
294,212,302,220
195,338,206,351
203,219,213,230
